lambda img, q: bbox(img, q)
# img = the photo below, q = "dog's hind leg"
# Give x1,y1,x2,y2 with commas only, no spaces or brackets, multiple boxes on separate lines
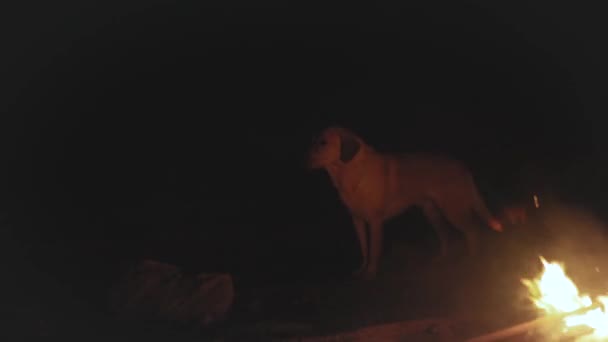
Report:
439,204,480,256
421,200,451,258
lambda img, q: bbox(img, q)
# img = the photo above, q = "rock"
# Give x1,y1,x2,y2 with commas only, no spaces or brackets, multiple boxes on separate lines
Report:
109,259,234,327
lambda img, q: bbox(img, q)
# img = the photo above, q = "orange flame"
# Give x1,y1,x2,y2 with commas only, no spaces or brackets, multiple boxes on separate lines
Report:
522,257,608,340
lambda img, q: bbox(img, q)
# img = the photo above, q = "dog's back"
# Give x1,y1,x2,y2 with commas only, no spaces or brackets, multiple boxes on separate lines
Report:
380,153,500,231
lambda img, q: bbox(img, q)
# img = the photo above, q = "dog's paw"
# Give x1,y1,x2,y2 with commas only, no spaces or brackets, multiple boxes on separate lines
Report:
353,267,377,280
352,264,367,276
362,270,377,280
430,254,446,264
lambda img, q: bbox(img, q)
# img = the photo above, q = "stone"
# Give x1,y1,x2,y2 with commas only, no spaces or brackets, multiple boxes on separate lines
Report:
109,259,234,327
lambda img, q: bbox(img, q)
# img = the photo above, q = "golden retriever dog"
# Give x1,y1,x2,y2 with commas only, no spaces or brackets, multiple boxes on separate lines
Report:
308,126,503,278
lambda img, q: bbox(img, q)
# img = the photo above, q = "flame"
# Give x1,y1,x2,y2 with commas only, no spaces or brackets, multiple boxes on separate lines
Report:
522,256,608,340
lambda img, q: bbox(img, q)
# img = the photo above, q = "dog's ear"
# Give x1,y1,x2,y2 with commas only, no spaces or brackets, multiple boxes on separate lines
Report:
339,132,360,163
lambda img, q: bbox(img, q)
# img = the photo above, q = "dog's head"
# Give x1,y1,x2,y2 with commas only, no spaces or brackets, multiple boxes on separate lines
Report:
308,126,362,169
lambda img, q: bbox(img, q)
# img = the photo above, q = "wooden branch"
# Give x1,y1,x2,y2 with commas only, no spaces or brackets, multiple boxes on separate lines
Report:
466,303,603,342
291,319,457,342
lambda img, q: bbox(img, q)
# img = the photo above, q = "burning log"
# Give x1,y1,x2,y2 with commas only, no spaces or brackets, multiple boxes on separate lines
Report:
466,302,603,342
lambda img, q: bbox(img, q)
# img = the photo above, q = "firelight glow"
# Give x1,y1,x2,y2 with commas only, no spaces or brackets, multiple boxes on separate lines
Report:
522,256,608,340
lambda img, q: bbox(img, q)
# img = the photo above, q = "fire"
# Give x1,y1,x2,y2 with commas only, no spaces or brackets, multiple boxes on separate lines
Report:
522,256,608,340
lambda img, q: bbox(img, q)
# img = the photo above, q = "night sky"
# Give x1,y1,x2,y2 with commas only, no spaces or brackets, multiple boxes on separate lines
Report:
2,1,608,277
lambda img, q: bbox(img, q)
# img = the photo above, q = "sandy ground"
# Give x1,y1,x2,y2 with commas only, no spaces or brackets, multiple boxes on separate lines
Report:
218,204,608,341
4,203,608,341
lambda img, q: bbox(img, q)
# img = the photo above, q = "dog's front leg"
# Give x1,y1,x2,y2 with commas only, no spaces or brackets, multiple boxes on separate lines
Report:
365,219,384,279
352,216,368,276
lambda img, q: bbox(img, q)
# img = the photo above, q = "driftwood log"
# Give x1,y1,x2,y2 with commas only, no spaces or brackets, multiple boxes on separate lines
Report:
466,302,603,342
287,318,458,342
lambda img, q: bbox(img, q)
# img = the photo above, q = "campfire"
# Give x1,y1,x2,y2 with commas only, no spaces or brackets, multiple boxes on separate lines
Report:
523,257,608,340
470,256,608,341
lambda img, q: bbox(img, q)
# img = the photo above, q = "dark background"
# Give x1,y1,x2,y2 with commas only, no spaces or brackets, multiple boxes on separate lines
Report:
1,1,607,281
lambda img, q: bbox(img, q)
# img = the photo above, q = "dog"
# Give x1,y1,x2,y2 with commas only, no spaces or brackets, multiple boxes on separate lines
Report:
308,126,503,278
